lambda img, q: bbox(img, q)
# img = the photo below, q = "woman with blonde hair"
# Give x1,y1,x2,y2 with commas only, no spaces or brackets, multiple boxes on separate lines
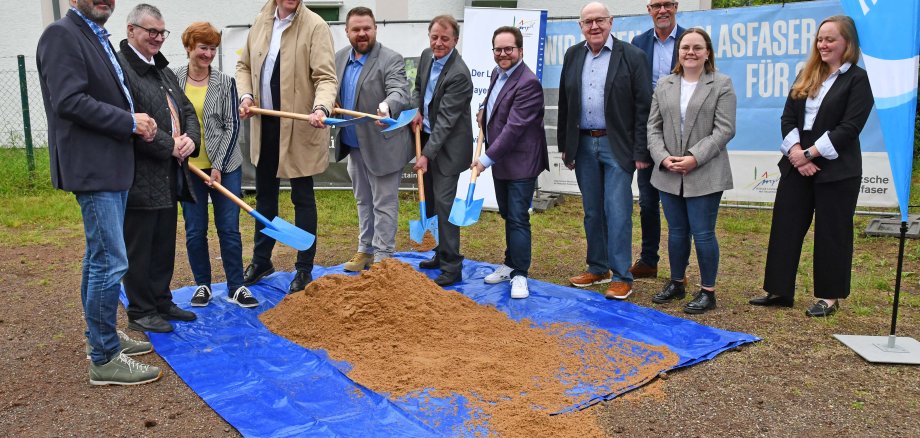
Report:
174,22,258,309
750,15,874,317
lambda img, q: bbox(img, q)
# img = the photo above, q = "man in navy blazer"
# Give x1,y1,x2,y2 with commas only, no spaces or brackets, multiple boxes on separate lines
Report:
557,2,652,300
472,26,548,299
629,0,686,280
36,0,160,385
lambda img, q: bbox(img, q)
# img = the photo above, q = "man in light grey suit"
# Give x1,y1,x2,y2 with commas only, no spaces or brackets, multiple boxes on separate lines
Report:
335,7,413,271
410,14,474,286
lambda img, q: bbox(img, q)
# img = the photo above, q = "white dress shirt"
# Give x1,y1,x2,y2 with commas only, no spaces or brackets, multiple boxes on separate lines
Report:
259,7,294,110
781,62,852,159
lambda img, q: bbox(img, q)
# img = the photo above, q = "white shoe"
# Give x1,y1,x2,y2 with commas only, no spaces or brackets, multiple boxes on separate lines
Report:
510,276,529,299
484,264,513,284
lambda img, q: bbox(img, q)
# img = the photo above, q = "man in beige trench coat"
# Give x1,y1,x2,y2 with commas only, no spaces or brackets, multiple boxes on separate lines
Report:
237,0,338,293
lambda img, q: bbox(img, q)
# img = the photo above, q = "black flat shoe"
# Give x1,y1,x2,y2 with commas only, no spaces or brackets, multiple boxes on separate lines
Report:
434,272,460,287
652,279,686,304
749,293,794,308
288,270,313,294
684,290,716,314
159,304,197,321
242,262,275,286
805,300,839,317
128,314,173,333
419,257,440,269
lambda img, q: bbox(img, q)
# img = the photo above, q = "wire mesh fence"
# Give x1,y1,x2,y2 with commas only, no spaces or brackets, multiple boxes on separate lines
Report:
0,55,48,149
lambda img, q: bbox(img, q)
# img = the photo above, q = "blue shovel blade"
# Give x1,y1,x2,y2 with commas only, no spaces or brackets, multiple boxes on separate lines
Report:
259,217,315,251
381,108,418,133
409,214,439,244
448,197,484,226
324,116,369,127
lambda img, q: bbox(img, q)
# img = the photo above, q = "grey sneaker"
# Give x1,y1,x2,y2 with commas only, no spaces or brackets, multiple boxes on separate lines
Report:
85,330,153,359
227,286,259,308
89,352,162,386
190,285,212,307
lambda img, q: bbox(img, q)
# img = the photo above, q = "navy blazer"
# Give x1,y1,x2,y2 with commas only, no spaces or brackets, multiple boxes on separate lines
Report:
779,65,873,183
482,62,548,180
631,25,687,88
37,10,135,192
557,38,652,171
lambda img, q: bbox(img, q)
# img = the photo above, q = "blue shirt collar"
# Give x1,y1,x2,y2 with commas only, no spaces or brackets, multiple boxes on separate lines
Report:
348,49,367,65
71,7,110,38
656,25,678,43
433,49,454,65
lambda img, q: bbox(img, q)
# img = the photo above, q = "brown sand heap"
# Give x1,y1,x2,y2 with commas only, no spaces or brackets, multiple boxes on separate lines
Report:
260,259,679,437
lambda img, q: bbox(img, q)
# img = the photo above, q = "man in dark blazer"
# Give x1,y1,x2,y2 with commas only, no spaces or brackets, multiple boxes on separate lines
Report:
557,2,652,300
335,7,412,272
472,26,548,299
36,0,160,385
630,0,686,280
410,14,474,286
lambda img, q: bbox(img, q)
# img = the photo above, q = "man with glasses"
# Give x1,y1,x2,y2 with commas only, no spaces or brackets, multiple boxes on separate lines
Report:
557,2,652,300
409,15,474,286
117,3,200,333
629,0,686,280
37,0,161,385
472,26,548,299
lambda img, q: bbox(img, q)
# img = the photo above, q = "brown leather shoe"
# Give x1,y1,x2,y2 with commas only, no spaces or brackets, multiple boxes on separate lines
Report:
628,260,658,279
604,281,633,300
570,271,612,287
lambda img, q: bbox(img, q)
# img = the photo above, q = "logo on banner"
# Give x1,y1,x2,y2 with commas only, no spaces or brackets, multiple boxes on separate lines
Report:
745,167,780,195
515,17,537,37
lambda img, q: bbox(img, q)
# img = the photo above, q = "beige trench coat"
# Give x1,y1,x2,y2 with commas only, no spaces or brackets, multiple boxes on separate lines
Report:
236,0,338,178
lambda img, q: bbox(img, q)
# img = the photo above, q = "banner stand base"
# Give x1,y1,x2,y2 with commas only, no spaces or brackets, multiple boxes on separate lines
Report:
865,214,920,238
833,335,920,364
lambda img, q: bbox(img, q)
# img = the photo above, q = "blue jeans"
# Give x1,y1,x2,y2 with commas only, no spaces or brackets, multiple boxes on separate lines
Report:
494,177,537,278
659,190,723,288
636,165,661,266
181,168,244,291
574,135,634,282
75,191,129,365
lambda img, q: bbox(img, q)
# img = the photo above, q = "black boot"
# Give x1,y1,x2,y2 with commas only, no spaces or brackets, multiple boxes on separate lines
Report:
684,289,716,314
651,279,686,304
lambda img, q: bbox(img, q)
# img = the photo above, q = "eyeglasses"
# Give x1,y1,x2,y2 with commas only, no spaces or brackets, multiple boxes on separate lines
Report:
579,17,610,28
132,24,170,40
492,46,519,55
679,45,707,53
649,2,677,10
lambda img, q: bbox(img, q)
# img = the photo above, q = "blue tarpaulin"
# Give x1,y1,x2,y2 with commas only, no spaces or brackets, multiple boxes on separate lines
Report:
121,253,758,437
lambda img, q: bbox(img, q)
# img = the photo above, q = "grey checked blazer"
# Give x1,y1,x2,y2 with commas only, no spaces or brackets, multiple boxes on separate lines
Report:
647,71,736,197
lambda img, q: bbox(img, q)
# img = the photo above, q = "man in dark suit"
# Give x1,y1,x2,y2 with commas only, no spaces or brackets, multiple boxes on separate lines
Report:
472,26,548,299
36,0,161,385
335,7,412,272
410,14,474,286
557,2,652,300
630,0,686,280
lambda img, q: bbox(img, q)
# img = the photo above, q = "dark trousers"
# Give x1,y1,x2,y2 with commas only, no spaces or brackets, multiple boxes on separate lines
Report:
420,132,463,275
124,206,178,320
763,172,861,299
636,165,661,266
494,177,536,278
253,115,317,272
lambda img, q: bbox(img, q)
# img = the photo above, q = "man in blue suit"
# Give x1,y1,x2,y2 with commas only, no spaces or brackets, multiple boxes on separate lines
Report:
37,0,161,385
472,26,548,299
629,0,686,280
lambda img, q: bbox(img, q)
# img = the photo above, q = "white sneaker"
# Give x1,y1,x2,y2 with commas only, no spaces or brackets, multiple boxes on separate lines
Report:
510,276,529,299
484,264,513,284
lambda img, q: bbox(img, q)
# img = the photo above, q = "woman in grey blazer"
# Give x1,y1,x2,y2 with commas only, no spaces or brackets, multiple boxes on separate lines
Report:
174,22,257,309
646,28,736,315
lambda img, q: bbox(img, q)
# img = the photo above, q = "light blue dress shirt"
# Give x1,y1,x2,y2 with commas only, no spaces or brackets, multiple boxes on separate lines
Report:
422,49,453,134
579,35,614,130
652,26,678,90
338,50,366,148
72,7,135,130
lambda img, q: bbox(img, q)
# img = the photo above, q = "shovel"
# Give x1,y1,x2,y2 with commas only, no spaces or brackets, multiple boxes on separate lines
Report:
448,128,486,227
188,164,315,251
247,107,368,128
408,124,438,244
333,108,419,133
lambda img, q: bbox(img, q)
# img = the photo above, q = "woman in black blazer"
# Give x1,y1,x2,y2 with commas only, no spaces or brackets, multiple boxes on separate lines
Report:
750,15,874,317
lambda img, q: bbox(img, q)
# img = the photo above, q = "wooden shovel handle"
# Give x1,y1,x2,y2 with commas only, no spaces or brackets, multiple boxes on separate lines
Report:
334,107,384,121
414,125,426,203
470,128,486,184
247,107,314,122
187,164,253,213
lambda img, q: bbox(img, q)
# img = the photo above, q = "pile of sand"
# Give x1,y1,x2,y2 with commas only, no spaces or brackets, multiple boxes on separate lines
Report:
260,259,678,436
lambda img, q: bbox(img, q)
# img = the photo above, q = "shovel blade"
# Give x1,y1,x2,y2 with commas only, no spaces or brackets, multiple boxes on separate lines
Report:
448,197,484,227
324,116,369,127
409,219,426,243
259,217,315,251
381,108,418,132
